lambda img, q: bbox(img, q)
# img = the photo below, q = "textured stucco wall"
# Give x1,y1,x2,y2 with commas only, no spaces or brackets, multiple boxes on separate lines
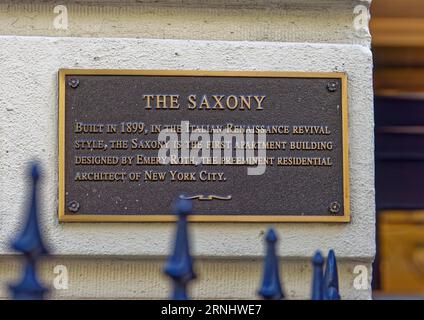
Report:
0,0,374,299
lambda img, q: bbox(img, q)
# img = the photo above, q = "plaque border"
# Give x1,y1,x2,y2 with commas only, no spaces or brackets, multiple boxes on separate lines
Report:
58,69,350,223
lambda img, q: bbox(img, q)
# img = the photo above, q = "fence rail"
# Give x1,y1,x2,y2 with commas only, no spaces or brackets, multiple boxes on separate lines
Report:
7,163,341,300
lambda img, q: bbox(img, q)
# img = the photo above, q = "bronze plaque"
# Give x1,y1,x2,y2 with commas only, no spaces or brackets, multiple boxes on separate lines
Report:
58,70,349,222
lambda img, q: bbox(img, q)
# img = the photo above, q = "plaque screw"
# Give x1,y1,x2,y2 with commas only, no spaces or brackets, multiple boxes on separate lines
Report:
327,81,338,92
68,200,80,213
329,202,340,214
68,78,79,88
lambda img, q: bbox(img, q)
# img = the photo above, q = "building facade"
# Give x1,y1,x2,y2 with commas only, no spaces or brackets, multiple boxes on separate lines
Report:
0,0,374,299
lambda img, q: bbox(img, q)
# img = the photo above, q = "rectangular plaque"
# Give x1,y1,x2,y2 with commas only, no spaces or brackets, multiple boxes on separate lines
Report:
58,69,349,222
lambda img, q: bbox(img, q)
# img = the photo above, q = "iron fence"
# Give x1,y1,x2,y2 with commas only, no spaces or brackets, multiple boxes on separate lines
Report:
7,163,340,300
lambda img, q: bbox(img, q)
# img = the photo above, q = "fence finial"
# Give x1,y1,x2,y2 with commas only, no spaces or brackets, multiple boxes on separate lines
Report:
311,250,324,300
164,197,196,300
9,163,49,300
324,249,340,300
258,228,284,300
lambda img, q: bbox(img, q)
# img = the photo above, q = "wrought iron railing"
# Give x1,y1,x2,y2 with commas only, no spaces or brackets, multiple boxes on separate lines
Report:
7,163,341,300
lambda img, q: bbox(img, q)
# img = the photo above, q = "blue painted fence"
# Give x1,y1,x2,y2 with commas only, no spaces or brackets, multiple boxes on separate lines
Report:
7,163,341,300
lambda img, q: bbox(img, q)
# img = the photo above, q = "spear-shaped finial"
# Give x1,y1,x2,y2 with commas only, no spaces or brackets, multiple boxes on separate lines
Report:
9,163,49,300
324,249,340,300
311,250,324,300
258,228,284,300
164,197,196,300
